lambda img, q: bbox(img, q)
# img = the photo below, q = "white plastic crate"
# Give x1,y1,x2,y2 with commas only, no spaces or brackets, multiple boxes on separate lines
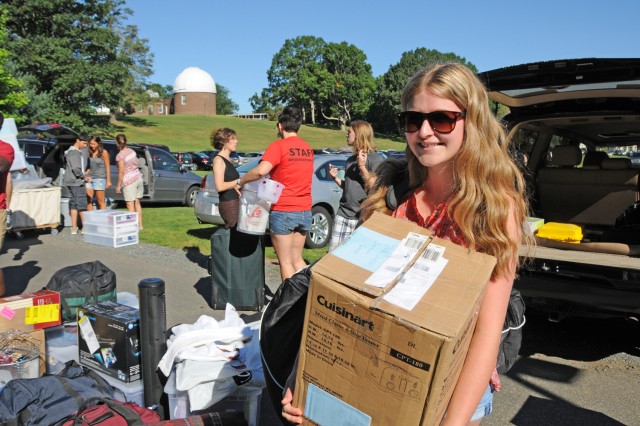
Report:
83,210,138,227
95,369,144,406
83,222,139,237
83,231,139,248
168,388,262,425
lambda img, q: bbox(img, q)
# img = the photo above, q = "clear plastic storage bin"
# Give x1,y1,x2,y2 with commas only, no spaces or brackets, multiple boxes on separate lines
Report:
83,222,139,237
83,210,138,227
83,232,139,248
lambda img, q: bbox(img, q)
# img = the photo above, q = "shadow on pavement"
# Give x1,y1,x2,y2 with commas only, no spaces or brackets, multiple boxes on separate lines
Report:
507,358,625,425
519,311,640,362
3,260,40,296
512,395,625,425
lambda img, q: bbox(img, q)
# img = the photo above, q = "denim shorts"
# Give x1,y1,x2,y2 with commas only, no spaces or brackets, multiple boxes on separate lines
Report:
470,384,494,422
86,178,106,190
269,210,312,235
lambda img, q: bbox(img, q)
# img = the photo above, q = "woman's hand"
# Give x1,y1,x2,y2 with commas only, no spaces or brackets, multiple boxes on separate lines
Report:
357,150,368,168
281,388,303,424
329,164,338,179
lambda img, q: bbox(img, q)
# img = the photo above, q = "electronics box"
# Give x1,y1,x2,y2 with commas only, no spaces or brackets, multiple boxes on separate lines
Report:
77,301,141,383
0,290,61,332
293,212,496,426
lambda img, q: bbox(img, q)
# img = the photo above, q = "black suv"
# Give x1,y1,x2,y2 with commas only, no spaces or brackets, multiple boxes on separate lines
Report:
479,58,640,321
17,124,79,165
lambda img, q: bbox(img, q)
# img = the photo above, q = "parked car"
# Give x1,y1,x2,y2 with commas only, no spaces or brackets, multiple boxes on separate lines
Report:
137,142,171,153
194,154,349,248
200,150,219,159
190,152,213,170
39,140,202,206
17,138,54,165
629,151,640,166
171,152,198,171
16,124,79,166
17,123,78,142
478,58,640,321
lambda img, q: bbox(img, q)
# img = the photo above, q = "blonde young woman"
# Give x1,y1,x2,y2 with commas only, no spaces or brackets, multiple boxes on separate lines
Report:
327,120,383,251
85,136,112,210
282,63,531,424
211,128,241,228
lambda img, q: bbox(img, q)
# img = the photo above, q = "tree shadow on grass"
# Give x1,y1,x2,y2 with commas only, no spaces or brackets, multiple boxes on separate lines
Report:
114,116,158,128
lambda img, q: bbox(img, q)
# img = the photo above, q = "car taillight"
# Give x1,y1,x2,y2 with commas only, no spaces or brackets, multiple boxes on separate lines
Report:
200,176,207,189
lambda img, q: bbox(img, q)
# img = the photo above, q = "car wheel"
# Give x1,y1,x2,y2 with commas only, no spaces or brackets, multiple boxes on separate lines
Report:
306,206,333,249
185,186,199,207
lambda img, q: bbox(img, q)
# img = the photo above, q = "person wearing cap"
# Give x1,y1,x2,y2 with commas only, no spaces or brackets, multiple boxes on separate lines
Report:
64,133,89,234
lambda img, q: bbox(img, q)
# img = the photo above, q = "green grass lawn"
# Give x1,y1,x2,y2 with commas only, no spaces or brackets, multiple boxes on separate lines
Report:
110,115,392,263
138,205,328,264
112,114,405,153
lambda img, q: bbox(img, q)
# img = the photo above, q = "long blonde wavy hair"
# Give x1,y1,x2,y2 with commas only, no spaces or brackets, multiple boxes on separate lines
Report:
361,63,530,279
350,120,377,154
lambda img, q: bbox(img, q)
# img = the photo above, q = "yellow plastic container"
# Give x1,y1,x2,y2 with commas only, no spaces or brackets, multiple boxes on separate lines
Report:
536,222,583,243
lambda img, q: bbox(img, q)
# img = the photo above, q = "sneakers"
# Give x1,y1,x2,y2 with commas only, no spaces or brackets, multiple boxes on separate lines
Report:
71,228,78,235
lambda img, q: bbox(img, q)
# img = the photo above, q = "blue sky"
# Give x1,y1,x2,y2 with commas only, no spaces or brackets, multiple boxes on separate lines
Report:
126,0,640,113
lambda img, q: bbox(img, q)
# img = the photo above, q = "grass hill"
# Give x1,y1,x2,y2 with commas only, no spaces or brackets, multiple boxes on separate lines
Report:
112,114,406,153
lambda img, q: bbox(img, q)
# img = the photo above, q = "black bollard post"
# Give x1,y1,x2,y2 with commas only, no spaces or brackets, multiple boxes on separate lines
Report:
138,278,168,419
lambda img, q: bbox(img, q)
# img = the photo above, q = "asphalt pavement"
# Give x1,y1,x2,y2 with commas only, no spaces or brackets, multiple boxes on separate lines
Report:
2,227,638,425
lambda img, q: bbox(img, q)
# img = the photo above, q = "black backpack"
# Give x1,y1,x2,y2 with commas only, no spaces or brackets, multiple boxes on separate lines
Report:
45,260,117,322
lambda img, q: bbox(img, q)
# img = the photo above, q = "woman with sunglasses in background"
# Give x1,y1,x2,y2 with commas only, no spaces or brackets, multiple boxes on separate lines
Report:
327,120,383,251
282,63,530,424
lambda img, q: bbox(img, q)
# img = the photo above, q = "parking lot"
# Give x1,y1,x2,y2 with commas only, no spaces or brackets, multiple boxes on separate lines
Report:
2,228,639,424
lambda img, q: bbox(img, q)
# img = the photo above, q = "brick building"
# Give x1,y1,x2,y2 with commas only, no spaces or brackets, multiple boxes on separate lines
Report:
171,67,217,115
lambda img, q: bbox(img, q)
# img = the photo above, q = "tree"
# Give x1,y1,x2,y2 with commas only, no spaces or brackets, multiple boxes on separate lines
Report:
0,6,28,121
263,35,326,123
3,0,153,132
318,42,376,130
368,48,476,134
215,84,239,115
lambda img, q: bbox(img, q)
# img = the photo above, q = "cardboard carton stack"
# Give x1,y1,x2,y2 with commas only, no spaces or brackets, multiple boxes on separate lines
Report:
293,212,496,426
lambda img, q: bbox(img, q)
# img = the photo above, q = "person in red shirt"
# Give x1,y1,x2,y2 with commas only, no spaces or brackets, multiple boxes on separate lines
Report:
0,112,16,296
239,107,314,280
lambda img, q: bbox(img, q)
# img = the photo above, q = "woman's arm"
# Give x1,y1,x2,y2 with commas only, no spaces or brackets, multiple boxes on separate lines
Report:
116,159,124,193
441,207,519,425
212,156,240,193
103,151,112,187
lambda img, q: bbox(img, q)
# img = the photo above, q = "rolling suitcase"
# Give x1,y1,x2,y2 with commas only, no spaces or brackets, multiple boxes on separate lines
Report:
210,227,265,311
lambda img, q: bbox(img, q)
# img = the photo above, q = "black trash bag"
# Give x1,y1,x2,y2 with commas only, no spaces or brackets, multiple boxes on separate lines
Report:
45,260,117,322
497,289,526,374
260,264,313,423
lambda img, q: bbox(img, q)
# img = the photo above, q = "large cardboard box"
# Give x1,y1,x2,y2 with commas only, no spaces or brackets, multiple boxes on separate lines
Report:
77,302,141,383
293,212,496,426
0,290,61,332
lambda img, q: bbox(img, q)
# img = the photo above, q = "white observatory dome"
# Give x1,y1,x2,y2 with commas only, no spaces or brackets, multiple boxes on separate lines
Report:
173,67,217,94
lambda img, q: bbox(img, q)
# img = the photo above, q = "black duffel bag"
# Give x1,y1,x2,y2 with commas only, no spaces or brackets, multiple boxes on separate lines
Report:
45,260,117,322
0,360,116,426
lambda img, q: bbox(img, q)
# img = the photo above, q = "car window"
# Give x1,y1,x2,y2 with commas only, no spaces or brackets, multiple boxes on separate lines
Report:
153,149,180,171
315,159,346,181
103,144,119,164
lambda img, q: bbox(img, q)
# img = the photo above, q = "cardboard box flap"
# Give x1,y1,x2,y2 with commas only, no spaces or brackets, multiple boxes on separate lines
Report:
312,212,433,296
372,238,496,337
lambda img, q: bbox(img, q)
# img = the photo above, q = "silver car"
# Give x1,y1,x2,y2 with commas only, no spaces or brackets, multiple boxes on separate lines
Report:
194,154,349,248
